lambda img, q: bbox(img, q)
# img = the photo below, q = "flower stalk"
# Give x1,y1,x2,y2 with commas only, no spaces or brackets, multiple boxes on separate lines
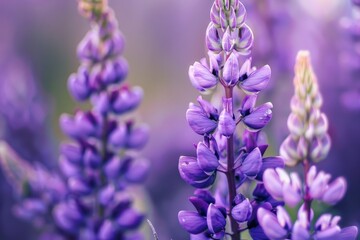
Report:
259,51,358,240
178,1,283,239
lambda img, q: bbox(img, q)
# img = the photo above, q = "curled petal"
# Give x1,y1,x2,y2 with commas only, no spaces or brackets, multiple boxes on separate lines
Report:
197,142,219,173
231,198,252,223
243,102,273,131
218,109,236,137
189,61,218,92
263,168,283,200
240,94,257,116
235,24,253,54
207,204,226,234
240,65,271,93
117,208,144,230
292,221,310,240
98,220,116,240
322,177,347,205
186,103,218,135
206,23,222,52
280,136,300,166
222,53,240,85
178,211,207,234
257,208,288,239
336,226,358,240
240,147,262,178
111,87,143,114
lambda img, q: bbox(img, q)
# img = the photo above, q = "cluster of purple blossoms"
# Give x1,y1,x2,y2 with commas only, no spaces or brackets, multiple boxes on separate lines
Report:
258,51,358,240
178,0,284,239
0,0,149,239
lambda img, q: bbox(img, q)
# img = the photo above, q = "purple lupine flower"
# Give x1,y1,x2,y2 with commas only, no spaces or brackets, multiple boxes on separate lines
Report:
179,1,283,239
54,1,149,238
258,51,358,240
0,0,149,239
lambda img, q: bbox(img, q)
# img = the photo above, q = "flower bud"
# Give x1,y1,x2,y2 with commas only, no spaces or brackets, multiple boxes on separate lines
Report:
206,23,222,52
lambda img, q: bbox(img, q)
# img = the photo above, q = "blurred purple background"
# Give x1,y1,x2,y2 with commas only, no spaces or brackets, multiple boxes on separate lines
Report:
0,0,359,239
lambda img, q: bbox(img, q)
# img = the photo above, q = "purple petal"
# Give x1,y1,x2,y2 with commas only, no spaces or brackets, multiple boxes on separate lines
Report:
126,125,149,150
231,198,252,222
263,168,283,200
197,96,219,120
178,211,207,234
99,184,115,206
222,27,234,52
336,226,358,240
207,204,226,234
189,196,210,216
98,220,116,239
125,158,149,183
111,86,143,114
222,53,240,85
189,61,218,92
218,109,236,137
235,2,246,27
206,23,222,52
240,94,257,116
235,24,253,54
257,208,288,239
186,103,218,135
104,156,122,179
117,208,144,230
67,72,91,101
240,147,262,178
322,177,347,205
197,142,219,173
240,65,271,93
243,102,272,131
293,221,310,240
60,143,83,164
109,123,127,148
194,189,216,204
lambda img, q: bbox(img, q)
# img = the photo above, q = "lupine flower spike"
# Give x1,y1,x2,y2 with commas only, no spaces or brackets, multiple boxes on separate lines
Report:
0,0,149,239
178,0,284,239
258,51,358,240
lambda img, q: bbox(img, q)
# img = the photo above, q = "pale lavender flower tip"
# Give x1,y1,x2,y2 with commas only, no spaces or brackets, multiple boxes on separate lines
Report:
263,168,283,200
257,208,288,239
322,177,347,205
337,226,359,240
206,23,222,52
